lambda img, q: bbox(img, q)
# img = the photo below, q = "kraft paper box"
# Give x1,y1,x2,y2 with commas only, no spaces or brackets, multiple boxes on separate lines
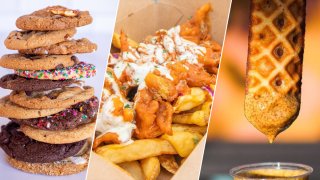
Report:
87,0,231,179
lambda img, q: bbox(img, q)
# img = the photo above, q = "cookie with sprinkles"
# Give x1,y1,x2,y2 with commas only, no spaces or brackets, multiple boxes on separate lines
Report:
15,62,96,80
10,97,99,131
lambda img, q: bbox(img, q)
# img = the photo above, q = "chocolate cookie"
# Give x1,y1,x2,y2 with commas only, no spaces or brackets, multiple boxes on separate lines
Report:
0,96,64,119
10,86,95,109
20,122,96,144
16,6,93,31
0,74,75,91
0,54,76,70
0,122,86,163
4,28,76,50
15,62,96,80
19,38,97,55
11,97,98,131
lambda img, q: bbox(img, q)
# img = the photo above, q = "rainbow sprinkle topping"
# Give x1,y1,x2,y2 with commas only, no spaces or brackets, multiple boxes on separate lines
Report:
15,62,96,80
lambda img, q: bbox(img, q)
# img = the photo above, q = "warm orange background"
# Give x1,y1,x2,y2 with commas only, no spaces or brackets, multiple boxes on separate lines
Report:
208,0,320,143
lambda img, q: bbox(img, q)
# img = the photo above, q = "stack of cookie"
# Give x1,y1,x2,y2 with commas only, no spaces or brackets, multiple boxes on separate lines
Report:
0,6,99,175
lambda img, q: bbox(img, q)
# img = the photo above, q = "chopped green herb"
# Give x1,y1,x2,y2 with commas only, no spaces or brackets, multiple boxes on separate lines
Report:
193,137,199,145
106,71,113,77
124,104,130,108
121,86,127,90
163,49,167,53
134,78,139,83
154,65,159,69
188,15,193,20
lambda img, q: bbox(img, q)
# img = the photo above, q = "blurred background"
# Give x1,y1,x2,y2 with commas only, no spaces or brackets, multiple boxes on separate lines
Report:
0,0,118,180
200,0,320,179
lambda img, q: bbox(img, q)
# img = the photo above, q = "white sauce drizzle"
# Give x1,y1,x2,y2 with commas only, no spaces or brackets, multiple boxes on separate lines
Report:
100,24,207,145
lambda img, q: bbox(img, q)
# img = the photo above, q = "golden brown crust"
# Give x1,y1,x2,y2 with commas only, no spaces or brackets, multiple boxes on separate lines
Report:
20,122,95,144
10,86,94,109
7,151,89,176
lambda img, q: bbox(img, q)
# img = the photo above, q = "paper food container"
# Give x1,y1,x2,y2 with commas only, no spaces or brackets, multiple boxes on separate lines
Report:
87,0,231,179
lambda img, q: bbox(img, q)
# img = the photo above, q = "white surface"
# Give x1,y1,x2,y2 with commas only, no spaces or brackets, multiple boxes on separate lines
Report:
0,0,119,179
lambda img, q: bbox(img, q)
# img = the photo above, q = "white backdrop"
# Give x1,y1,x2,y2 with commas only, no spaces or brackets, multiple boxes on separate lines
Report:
0,0,119,179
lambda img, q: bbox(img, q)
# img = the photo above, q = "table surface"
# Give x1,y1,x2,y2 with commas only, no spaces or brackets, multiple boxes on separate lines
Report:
200,141,320,180
0,0,119,179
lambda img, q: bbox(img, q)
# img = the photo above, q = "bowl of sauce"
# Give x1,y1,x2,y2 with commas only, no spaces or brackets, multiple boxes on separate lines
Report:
230,162,313,180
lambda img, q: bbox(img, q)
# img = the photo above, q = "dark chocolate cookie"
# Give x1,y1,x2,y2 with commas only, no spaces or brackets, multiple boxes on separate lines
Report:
11,97,99,131
0,74,75,91
0,122,86,163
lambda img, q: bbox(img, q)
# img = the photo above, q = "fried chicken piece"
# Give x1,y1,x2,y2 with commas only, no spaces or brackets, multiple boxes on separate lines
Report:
120,30,129,52
180,3,212,43
166,62,188,84
185,63,216,87
156,101,173,135
199,41,221,74
145,73,178,102
93,133,120,150
134,89,163,139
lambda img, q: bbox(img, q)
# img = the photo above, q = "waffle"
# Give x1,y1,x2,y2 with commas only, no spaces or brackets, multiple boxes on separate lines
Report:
244,0,306,142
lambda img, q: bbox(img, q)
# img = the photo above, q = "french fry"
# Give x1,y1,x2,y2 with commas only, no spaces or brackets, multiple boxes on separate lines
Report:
95,139,177,164
173,88,206,113
177,99,211,126
112,32,139,49
161,131,203,157
172,110,207,126
119,161,145,180
140,157,161,180
201,101,212,120
158,155,179,174
172,124,207,135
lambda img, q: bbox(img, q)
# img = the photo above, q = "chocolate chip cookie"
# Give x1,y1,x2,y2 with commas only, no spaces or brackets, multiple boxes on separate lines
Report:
19,38,97,55
16,6,93,31
10,86,95,109
0,54,77,70
4,28,76,50
0,96,64,119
